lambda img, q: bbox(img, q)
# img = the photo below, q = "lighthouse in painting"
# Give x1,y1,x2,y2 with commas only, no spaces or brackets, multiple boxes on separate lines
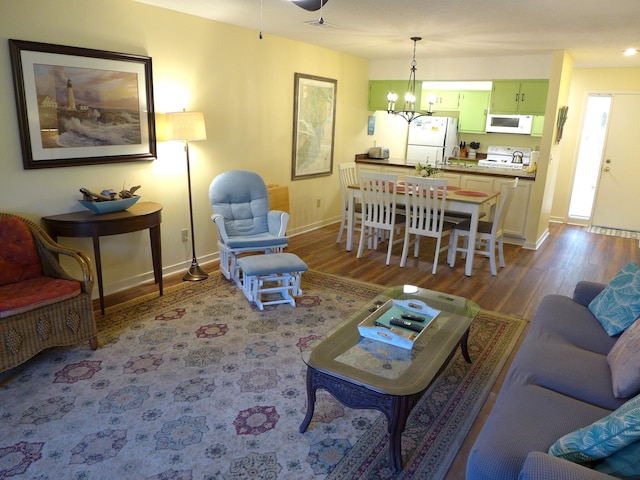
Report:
66,79,76,110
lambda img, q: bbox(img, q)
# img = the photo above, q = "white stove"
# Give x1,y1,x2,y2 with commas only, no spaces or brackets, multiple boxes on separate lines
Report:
478,145,531,170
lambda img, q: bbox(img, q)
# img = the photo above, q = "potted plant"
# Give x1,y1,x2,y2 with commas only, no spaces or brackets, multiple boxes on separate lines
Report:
415,162,438,177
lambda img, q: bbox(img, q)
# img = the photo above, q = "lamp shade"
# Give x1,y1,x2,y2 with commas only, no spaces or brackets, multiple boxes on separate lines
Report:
165,111,207,141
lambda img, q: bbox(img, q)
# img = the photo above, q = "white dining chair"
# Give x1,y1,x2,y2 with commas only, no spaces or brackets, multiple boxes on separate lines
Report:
449,178,519,275
336,162,362,243
400,176,456,274
357,171,404,265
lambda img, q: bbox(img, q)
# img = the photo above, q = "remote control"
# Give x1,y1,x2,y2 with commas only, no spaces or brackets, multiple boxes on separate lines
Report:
389,317,423,332
401,313,426,323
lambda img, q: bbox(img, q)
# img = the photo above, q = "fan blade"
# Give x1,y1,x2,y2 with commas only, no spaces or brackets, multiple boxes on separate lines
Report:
291,0,328,12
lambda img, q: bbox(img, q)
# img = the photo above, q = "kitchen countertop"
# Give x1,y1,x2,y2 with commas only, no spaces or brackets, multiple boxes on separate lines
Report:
355,154,537,180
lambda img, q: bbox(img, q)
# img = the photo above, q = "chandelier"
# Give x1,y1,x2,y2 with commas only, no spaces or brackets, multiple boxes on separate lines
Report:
386,37,433,123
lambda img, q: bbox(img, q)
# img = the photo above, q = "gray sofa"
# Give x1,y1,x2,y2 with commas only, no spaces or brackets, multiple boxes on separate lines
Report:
466,281,627,480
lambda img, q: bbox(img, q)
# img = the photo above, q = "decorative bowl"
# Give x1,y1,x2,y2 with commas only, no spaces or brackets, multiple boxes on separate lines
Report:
78,195,140,214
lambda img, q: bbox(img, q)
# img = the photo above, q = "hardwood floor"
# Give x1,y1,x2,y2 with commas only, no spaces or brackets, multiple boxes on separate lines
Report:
97,222,638,478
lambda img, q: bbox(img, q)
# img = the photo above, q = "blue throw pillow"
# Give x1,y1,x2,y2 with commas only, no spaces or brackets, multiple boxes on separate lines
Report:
548,392,640,463
589,262,640,336
594,440,640,478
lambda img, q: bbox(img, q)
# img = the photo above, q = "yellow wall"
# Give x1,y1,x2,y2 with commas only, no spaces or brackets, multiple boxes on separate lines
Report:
522,50,574,248
2,0,638,297
551,66,640,222
0,0,370,295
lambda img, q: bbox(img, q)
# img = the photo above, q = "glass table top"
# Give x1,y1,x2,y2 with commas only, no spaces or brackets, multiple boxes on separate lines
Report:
302,285,480,396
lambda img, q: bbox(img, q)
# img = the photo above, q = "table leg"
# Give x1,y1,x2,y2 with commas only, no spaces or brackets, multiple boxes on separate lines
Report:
388,396,412,471
460,328,472,363
299,367,317,433
464,207,480,276
346,188,355,251
149,224,163,296
299,366,415,471
91,229,105,315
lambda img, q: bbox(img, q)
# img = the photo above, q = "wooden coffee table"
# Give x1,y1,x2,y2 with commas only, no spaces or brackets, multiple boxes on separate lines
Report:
299,285,480,471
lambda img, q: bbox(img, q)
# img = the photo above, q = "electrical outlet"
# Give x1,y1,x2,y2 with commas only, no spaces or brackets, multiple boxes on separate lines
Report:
181,229,188,242
316,199,321,208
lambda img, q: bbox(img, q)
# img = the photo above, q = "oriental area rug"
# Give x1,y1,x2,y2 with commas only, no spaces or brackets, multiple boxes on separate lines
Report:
0,270,525,480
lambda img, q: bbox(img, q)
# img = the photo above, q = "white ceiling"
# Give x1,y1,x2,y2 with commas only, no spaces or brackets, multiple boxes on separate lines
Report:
134,0,640,68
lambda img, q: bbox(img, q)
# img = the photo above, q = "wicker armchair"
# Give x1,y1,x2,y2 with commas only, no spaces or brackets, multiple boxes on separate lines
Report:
0,213,97,372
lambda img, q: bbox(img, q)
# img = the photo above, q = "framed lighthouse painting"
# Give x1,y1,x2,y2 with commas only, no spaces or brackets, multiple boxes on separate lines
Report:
9,40,156,169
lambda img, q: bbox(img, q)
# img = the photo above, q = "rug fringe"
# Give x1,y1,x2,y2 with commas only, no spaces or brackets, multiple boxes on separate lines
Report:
587,226,640,239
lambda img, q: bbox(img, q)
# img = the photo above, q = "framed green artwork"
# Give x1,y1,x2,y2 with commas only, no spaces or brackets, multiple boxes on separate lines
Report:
291,73,337,180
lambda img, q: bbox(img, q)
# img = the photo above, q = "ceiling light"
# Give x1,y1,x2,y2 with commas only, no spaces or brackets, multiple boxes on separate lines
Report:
623,48,638,56
387,37,433,123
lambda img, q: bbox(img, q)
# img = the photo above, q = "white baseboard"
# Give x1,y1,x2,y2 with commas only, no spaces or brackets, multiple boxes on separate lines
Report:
522,228,550,250
94,219,344,299
288,216,341,236
94,252,220,300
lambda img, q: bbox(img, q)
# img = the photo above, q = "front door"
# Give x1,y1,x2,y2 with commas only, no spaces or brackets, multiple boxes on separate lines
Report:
591,93,640,231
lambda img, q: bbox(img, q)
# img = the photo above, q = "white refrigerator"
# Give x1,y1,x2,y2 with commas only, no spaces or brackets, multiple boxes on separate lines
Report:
406,116,459,166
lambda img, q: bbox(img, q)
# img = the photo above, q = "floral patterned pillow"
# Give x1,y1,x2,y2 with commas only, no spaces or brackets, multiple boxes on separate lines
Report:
594,440,640,477
548,393,640,463
589,262,640,336
608,318,640,398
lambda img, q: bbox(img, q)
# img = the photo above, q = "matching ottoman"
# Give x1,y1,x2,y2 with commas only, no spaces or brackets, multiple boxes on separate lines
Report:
236,253,308,310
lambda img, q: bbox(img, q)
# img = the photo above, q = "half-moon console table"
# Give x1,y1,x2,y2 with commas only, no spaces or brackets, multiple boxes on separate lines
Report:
42,202,163,315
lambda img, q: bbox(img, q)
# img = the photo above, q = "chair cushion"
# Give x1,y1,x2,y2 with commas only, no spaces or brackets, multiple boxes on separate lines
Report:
209,171,271,237
0,276,81,318
237,253,308,276
608,319,640,399
452,219,493,234
0,216,43,286
225,233,289,249
589,262,640,336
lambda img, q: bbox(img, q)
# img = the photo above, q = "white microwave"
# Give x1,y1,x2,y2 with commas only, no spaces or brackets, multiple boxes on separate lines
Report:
485,114,533,135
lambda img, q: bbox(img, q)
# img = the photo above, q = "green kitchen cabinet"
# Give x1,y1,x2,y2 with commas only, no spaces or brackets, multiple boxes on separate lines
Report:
531,115,545,137
490,80,549,115
458,90,491,133
368,80,421,111
422,89,460,111
368,81,394,111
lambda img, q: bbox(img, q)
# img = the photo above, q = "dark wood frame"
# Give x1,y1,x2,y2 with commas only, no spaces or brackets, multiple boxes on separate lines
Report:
291,73,337,180
9,39,156,169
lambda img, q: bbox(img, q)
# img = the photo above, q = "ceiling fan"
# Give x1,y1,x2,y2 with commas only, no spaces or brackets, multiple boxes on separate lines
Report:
302,0,336,27
291,0,329,12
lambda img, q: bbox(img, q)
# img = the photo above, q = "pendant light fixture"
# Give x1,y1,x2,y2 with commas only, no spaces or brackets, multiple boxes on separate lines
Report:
386,37,434,123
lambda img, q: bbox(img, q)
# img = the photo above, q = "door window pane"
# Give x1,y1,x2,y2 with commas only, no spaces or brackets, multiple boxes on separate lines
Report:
568,95,611,219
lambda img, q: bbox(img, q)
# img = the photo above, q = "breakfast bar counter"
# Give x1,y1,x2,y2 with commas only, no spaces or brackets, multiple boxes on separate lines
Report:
354,154,537,180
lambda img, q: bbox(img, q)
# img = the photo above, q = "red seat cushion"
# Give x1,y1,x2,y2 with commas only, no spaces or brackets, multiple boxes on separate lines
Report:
0,217,43,286
0,276,81,318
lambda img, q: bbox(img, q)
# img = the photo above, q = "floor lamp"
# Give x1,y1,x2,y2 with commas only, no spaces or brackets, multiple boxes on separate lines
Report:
165,111,208,281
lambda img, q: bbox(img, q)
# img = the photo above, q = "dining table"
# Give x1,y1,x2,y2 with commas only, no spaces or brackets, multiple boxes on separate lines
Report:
345,182,500,276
